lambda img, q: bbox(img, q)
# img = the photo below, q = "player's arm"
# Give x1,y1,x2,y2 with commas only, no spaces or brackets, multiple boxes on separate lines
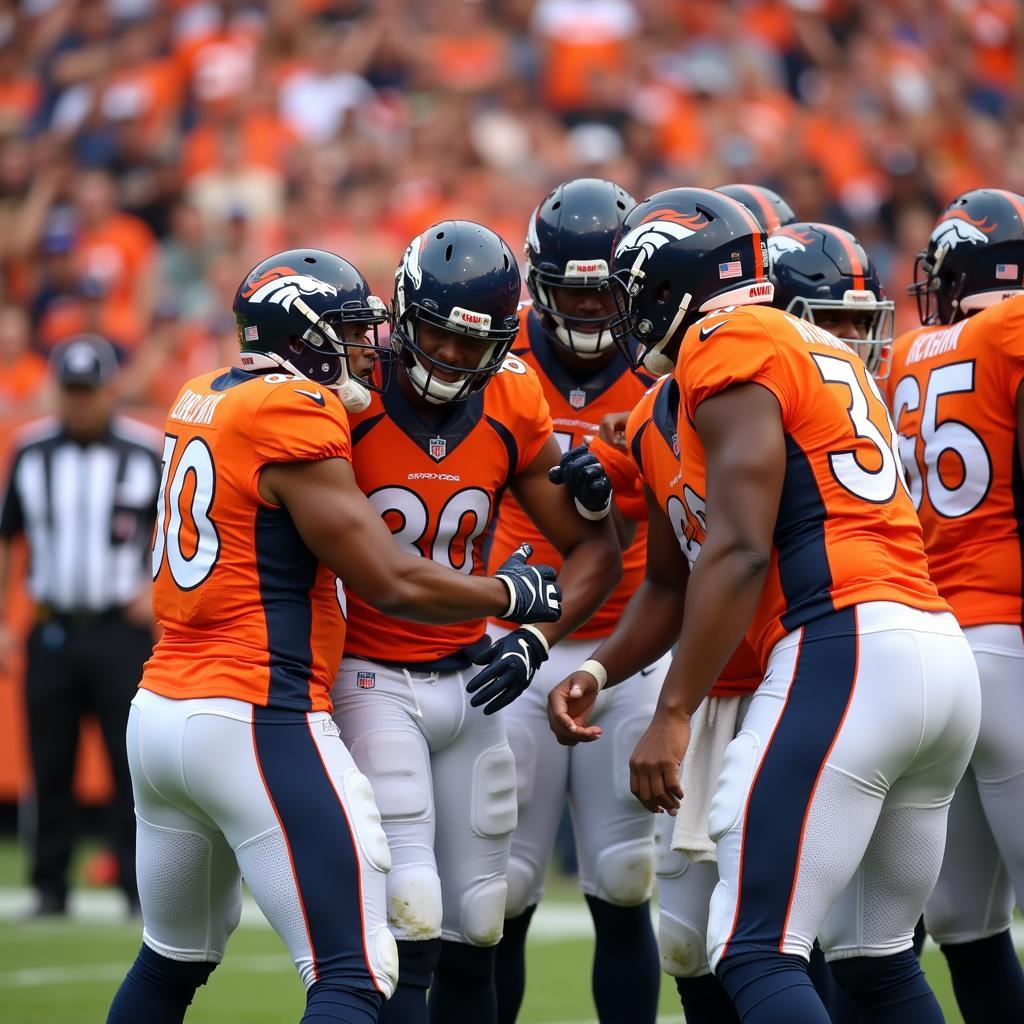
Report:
512,436,622,645
630,383,784,814
548,484,689,744
464,436,622,715
260,458,560,626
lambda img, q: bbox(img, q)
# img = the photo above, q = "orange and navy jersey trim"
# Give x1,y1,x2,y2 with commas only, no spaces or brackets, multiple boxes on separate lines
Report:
625,374,762,696
344,359,553,666
887,295,1024,626
677,303,946,666
142,368,351,713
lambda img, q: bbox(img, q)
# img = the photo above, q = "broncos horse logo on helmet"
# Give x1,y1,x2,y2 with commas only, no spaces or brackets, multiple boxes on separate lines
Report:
608,187,772,375
241,267,340,310
233,248,389,412
911,189,1024,325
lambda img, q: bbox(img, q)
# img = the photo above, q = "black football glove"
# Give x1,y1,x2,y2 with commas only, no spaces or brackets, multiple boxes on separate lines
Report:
548,444,612,520
466,627,549,715
493,543,562,624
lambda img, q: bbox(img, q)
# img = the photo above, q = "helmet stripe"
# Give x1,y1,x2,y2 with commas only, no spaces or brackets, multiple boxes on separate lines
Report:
820,223,865,291
747,187,781,233
993,189,1024,228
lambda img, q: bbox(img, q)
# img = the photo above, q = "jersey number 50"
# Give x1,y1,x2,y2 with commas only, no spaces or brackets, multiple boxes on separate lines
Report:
152,433,221,589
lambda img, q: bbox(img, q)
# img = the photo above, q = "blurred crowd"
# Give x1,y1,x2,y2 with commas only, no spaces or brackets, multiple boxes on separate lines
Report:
0,0,1017,412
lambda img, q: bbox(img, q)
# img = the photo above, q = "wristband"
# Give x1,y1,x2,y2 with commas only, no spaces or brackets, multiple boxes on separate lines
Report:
498,575,516,618
579,658,608,691
575,496,611,521
520,624,551,655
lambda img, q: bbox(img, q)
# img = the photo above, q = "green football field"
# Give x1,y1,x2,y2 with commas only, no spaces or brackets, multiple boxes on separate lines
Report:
0,838,988,1023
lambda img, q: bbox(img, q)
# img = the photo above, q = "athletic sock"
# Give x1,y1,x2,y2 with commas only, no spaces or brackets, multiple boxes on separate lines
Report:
379,938,440,1024
585,895,660,1023
106,944,216,1024
495,905,537,1024
942,930,1024,1024
675,972,741,1023
302,980,383,1024
717,949,831,1024
428,940,497,1024
831,949,944,1024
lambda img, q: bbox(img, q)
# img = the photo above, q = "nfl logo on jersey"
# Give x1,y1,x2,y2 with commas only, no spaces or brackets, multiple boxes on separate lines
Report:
429,436,447,461
569,388,587,410
356,671,375,689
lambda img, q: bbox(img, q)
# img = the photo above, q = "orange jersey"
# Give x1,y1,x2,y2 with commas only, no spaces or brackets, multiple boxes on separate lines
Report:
678,304,947,668
624,376,761,696
888,296,1024,626
487,307,648,638
142,368,351,713
344,359,553,666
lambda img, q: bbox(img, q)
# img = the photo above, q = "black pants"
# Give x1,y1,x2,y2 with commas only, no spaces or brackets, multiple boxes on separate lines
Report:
25,611,153,904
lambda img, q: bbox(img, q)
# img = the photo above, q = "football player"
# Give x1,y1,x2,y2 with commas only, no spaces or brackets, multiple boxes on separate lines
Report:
549,217,882,1024
329,222,622,1024
768,221,895,382
486,178,668,1024
105,249,564,1024
553,188,980,1023
889,189,1024,1024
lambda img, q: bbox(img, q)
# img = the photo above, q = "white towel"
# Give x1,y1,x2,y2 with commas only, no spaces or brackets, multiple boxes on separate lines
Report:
671,695,744,864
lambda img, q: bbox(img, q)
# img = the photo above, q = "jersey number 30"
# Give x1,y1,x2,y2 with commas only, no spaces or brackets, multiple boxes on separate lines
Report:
152,433,221,589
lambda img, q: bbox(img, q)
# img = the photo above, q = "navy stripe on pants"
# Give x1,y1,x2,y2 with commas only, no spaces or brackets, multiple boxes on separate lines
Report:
252,706,378,992
722,607,859,960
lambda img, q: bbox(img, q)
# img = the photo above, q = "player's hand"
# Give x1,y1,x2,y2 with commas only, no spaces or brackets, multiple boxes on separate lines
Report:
493,543,562,624
547,671,603,745
598,411,630,451
548,445,612,520
629,711,690,815
466,627,548,715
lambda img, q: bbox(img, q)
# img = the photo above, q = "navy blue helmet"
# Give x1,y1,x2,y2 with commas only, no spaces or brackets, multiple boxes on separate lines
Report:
392,221,520,403
910,188,1024,325
716,183,797,234
608,187,773,375
769,222,894,377
233,248,388,411
524,177,636,357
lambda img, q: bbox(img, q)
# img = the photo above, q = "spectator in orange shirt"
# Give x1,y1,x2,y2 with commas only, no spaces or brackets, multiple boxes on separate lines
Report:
73,169,157,349
0,306,48,411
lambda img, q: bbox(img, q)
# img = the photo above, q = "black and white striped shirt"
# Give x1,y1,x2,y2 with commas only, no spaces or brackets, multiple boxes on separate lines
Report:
0,417,162,613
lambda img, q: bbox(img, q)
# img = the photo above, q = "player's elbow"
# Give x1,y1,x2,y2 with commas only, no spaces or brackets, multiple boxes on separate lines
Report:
731,544,771,584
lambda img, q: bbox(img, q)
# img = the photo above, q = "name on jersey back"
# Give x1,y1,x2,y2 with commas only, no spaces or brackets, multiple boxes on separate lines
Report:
904,321,968,366
169,388,225,426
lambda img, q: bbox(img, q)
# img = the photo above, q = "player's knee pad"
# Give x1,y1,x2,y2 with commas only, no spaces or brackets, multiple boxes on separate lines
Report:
455,876,508,946
592,838,655,906
335,767,391,873
707,731,759,845
386,864,443,941
659,908,711,978
504,854,541,919
470,743,517,839
347,731,431,824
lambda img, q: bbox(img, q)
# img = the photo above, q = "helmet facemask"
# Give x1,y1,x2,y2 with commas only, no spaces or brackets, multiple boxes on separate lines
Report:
527,257,616,358
787,293,895,379
240,293,390,411
391,299,517,405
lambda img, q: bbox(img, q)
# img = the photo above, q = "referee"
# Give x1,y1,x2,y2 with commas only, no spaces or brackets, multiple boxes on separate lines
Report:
0,335,161,917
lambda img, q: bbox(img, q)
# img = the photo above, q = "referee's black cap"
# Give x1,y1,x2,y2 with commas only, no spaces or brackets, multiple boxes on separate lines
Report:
50,334,119,390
